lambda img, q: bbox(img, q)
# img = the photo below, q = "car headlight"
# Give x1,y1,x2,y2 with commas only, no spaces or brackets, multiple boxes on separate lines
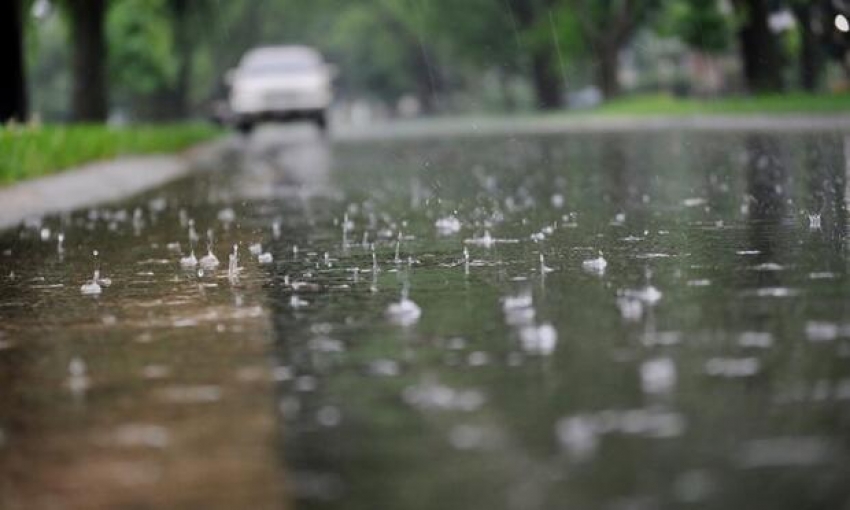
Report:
230,87,261,111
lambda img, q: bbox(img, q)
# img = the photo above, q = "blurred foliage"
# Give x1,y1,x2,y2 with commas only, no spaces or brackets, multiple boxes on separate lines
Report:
20,0,850,120
107,0,175,97
660,0,733,53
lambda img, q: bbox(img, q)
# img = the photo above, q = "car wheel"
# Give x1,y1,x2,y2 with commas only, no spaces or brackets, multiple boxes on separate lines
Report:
315,111,328,133
236,121,254,136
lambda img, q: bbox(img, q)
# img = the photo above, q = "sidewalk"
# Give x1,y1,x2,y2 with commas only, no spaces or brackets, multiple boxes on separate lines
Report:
0,138,231,231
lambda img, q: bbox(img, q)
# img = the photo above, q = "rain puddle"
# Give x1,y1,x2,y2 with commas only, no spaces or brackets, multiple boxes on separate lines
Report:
2,127,850,509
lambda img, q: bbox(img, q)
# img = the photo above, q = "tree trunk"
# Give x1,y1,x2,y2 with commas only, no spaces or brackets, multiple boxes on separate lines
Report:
793,3,824,91
410,39,442,114
413,58,437,114
531,49,562,110
67,0,108,122
511,0,563,110
737,0,784,93
499,68,517,112
0,0,27,123
169,0,193,118
597,46,621,99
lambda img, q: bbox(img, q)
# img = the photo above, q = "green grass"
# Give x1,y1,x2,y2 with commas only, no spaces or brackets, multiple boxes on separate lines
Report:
0,123,222,185
589,92,850,116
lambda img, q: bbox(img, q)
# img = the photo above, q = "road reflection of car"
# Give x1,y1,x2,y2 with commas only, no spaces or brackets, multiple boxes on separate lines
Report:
227,45,334,134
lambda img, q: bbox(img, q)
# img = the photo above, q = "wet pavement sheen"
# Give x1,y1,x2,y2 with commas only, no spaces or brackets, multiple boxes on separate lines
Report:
2,125,850,509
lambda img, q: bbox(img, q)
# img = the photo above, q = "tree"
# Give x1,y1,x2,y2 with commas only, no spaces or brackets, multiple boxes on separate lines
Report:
814,1,850,82
668,0,732,53
164,0,220,117
732,0,785,93
509,0,565,109
0,0,28,123
107,0,174,118
374,0,447,112
568,0,662,99
790,0,826,91
64,0,109,121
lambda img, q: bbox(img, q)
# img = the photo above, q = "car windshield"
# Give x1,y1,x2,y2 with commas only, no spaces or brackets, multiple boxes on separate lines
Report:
241,60,319,75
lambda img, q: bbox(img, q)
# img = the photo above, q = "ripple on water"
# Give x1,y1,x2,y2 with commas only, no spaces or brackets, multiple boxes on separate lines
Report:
746,287,801,298
640,357,677,394
385,296,421,326
518,323,557,356
402,378,486,412
100,424,170,449
157,385,222,404
804,321,846,342
738,331,774,348
705,357,760,378
737,436,836,468
556,408,685,460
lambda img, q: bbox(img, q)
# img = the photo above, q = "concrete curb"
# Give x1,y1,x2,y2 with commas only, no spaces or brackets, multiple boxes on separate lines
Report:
333,114,850,142
0,137,233,231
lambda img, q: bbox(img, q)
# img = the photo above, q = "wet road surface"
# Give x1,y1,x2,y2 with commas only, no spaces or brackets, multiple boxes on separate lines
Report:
2,124,850,509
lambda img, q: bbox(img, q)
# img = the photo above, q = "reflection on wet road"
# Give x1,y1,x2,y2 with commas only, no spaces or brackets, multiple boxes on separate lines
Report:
2,124,850,509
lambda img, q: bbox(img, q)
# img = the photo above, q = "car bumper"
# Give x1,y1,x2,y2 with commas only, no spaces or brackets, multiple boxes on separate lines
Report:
232,109,324,124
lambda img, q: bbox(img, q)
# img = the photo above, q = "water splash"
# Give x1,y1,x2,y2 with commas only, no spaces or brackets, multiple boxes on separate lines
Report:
808,213,822,230
342,212,354,248
386,284,421,326
464,230,495,248
539,253,554,274
625,284,663,305
435,215,462,235
519,323,557,355
188,219,199,244
371,244,379,273
228,244,240,280
640,357,677,394
80,250,109,295
67,356,90,395
180,221,199,268
582,250,607,274
290,295,310,308
217,207,236,224
616,294,644,321
394,232,403,265
199,229,220,270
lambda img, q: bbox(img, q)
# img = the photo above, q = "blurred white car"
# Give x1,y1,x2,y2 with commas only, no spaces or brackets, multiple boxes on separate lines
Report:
227,46,334,133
